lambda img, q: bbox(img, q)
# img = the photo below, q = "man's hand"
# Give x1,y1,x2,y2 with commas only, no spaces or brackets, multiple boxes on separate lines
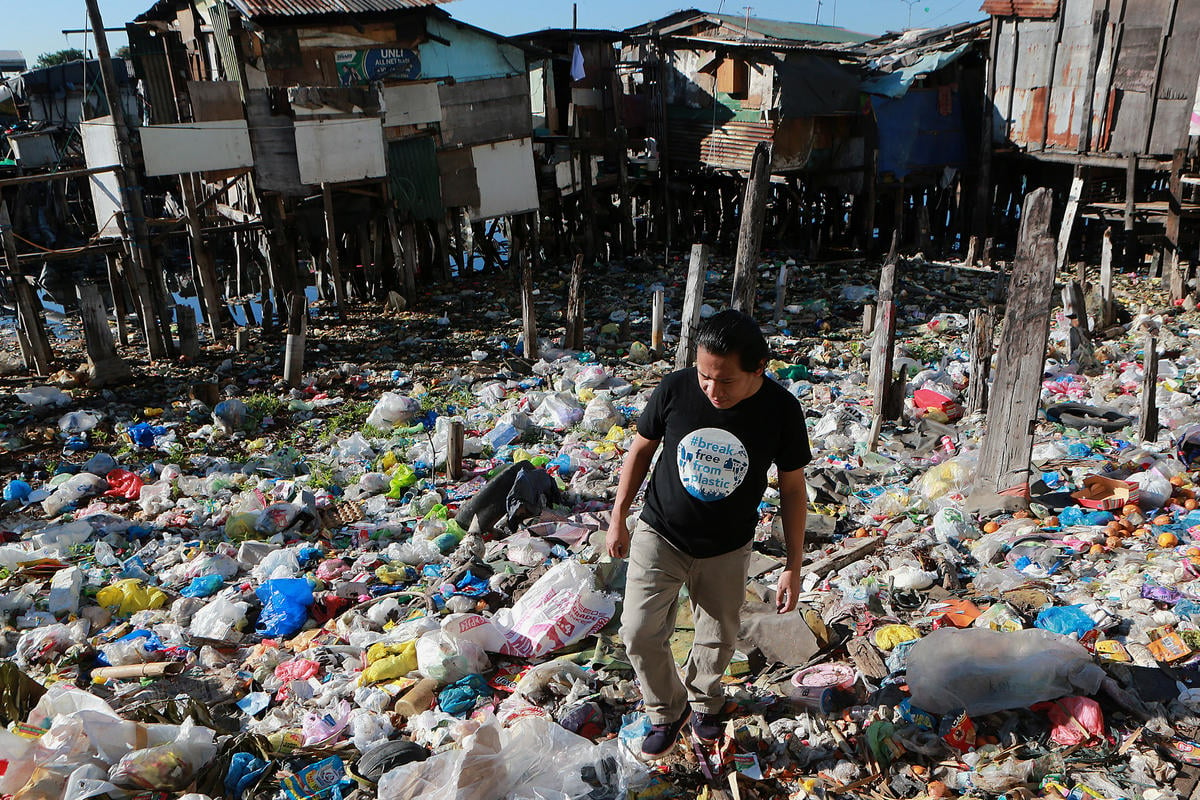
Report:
606,519,631,559
776,567,801,613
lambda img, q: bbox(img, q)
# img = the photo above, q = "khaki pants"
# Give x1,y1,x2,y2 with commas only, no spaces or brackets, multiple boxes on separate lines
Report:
619,518,751,725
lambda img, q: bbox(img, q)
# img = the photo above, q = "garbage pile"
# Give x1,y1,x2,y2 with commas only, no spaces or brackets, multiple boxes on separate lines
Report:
6,255,1200,799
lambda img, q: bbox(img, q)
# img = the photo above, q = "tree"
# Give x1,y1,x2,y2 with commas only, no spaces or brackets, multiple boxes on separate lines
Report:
35,48,86,68
115,46,131,59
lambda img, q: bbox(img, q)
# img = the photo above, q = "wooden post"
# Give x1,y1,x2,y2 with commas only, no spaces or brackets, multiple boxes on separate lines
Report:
179,174,224,340
1100,226,1115,327
651,287,665,356
1062,280,1090,338
866,253,898,452
176,305,200,360
235,328,250,351
76,283,129,385
1167,148,1188,301
732,142,772,314
1056,165,1085,272
1124,153,1138,271
772,260,790,325
885,228,899,266
862,303,876,336
85,0,171,360
1140,334,1159,443
565,253,585,350
966,309,994,415
675,244,708,370
283,293,306,388
321,183,345,315
972,15,998,240
447,420,465,481
105,253,129,346
972,188,1056,500
518,222,538,360
435,216,452,283
982,236,995,268
0,200,53,374
965,235,979,267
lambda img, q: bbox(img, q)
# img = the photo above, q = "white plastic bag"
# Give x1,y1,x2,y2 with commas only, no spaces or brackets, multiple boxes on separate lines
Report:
366,392,421,429
490,560,615,658
416,631,489,684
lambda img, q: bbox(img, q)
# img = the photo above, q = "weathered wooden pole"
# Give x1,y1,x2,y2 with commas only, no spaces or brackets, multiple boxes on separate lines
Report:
732,142,772,314
1056,165,1085,271
972,188,1056,500
675,244,708,370
1062,280,1090,338
76,283,129,385
966,308,994,415
1099,227,1115,327
651,287,665,356
283,293,307,388
179,175,225,340
516,220,538,360
321,183,346,315
1167,148,1189,301
176,305,201,360
1124,153,1138,272
0,199,53,374
105,253,129,346
565,253,585,350
85,0,171,360
447,419,465,481
866,253,898,452
965,235,980,267
772,260,790,325
1140,335,1159,443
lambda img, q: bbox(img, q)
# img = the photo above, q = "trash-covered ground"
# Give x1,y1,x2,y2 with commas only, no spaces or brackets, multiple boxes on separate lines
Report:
4,253,1200,800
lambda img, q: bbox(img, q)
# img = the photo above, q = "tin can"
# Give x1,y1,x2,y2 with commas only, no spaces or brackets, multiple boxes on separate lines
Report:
789,685,835,714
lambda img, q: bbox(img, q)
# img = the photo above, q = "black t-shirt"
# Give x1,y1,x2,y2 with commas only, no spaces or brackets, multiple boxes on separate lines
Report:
635,367,812,558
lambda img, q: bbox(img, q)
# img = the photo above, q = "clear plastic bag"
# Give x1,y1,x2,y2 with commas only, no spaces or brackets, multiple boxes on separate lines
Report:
416,631,489,685
108,719,217,790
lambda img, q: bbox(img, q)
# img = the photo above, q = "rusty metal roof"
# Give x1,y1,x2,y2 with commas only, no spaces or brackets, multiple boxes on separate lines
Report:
227,0,453,20
981,0,1060,18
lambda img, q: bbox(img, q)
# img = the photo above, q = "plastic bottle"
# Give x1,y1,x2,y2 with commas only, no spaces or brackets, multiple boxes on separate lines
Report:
394,678,438,717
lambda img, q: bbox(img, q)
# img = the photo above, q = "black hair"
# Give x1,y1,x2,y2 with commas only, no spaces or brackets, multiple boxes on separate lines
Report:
694,310,768,372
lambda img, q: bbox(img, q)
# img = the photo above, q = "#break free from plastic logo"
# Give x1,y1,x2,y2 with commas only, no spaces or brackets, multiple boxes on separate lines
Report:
676,427,749,501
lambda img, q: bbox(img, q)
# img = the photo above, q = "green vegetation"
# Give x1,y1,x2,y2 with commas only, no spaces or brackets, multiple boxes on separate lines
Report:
244,393,288,424
35,49,85,68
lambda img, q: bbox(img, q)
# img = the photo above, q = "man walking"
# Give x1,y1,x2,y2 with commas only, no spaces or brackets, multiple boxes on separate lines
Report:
607,309,812,759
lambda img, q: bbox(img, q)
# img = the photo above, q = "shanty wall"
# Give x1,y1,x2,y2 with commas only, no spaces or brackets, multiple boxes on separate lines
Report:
992,0,1200,157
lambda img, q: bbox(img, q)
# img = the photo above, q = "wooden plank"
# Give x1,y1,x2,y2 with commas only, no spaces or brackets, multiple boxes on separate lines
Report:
1077,8,1107,153
731,142,772,315
565,253,585,350
1140,334,1159,442
1057,166,1085,271
0,164,119,189
437,76,532,147
966,308,994,415
675,244,708,370
0,199,53,374
805,536,883,579
322,183,346,315
1100,226,1115,326
1062,280,1090,338
867,251,899,447
179,174,225,341
1167,148,1188,300
972,187,1057,499
1139,0,1180,156
76,283,130,385
283,292,307,388
1039,1,1068,151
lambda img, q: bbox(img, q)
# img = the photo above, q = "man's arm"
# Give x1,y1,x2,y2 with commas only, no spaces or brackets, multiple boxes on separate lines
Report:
775,467,809,613
605,433,660,558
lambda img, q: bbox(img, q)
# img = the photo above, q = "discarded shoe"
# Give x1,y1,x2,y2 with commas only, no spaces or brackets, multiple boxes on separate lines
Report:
641,709,690,759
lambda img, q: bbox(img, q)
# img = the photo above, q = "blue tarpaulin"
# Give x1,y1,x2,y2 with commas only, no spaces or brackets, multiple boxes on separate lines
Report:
873,88,966,180
860,44,971,99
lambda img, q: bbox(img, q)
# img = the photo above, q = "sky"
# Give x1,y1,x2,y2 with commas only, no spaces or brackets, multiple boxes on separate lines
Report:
5,0,985,68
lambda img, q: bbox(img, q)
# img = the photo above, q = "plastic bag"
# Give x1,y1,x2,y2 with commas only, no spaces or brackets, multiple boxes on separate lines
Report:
907,627,1106,715
189,597,249,640
255,578,313,637
108,718,217,790
97,579,167,616
212,399,249,434
416,631,489,685
490,560,615,658
367,392,421,429
104,469,144,500
530,393,584,429
1035,605,1096,638
1031,696,1105,745
581,395,621,433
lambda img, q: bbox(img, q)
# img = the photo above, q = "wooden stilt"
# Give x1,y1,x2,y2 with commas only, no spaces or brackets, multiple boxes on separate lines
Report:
176,305,200,360
732,142,772,314
1140,334,1159,443
435,215,452,283
651,287,665,357
772,260,790,325
676,244,709,370
283,292,307,388
1167,148,1189,300
0,199,53,374
1062,280,1090,338
447,420,465,481
1057,165,1085,272
1124,153,1138,272
862,303,876,336
565,253,585,350
972,188,1056,500
966,308,994,415
516,219,538,360
1100,227,1115,327
106,252,129,346
866,252,899,452
982,236,995,268
179,174,224,340
321,182,345,315
77,284,129,385
965,235,979,267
